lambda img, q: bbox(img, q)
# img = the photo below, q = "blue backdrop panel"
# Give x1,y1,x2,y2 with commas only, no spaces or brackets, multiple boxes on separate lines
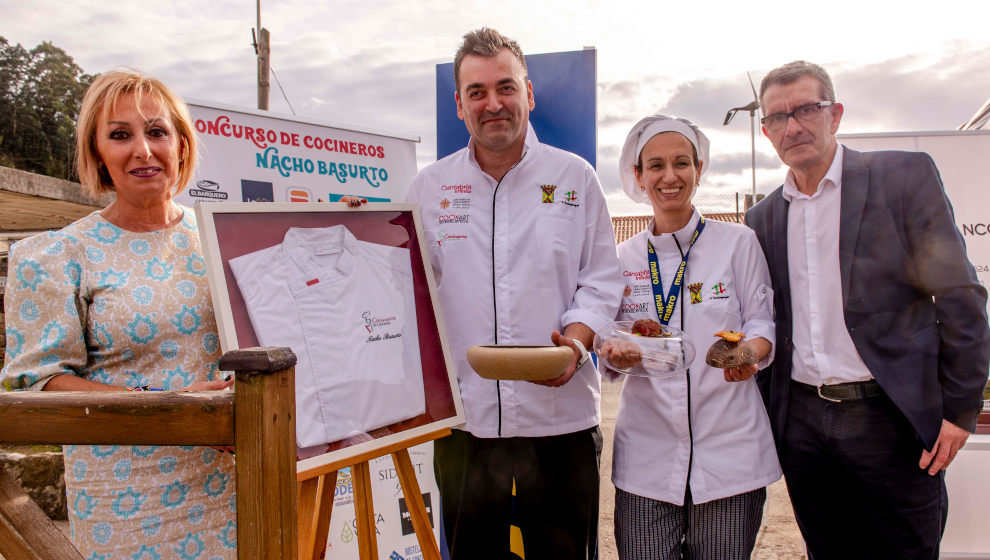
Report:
436,49,597,168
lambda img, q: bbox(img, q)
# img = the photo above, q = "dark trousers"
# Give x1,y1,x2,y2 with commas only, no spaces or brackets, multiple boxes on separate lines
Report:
434,426,603,560
781,381,947,560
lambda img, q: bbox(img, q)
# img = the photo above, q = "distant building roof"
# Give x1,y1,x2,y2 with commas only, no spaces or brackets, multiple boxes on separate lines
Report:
611,211,742,244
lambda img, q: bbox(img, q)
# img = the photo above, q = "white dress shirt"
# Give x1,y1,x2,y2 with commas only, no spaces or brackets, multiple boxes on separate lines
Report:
229,225,425,447
783,145,874,386
406,123,623,438
610,211,780,505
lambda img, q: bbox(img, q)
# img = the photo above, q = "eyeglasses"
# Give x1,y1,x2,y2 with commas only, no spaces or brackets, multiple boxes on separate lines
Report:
760,101,836,132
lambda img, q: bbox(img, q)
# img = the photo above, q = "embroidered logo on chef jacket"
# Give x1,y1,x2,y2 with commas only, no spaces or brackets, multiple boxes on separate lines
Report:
623,285,632,297
560,190,580,208
362,310,397,334
710,282,729,300
688,282,704,304
541,184,556,203
441,184,472,194
438,214,469,225
621,302,649,313
440,198,452,209
436,230,467,246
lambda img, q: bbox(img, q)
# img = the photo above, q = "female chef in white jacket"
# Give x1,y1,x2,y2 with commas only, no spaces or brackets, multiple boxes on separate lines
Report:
603,115,781,560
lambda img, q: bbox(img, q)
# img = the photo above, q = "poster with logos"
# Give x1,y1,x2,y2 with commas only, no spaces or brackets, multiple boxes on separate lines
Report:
177,101,419,206
838,130,990,319
324,442,439,560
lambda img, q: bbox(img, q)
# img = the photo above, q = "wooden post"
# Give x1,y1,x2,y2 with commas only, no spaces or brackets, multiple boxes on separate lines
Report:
351,461,379,559
257,28,270,110
0,469,83,560
223,347,298,560
392,449,442,560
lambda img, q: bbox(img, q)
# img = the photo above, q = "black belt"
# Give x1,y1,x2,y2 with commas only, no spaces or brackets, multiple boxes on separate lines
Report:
793,379,884,402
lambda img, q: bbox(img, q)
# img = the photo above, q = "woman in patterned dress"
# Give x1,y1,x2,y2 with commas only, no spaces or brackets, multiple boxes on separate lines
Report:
1,68,236,559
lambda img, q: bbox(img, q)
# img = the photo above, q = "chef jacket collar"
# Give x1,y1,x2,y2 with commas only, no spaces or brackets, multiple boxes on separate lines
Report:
466,122,538,171
281,225,358,282
646,207,702,250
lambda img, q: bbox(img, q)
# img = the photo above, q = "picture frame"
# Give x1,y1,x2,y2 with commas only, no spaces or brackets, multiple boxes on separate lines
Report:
195,202,464,472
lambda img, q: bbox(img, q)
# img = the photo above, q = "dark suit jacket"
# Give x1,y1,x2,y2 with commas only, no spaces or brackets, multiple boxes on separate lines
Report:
745,147,990,450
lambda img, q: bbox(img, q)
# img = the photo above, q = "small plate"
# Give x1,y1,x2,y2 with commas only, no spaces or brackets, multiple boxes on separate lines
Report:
593,321,694,377
466,345,573,381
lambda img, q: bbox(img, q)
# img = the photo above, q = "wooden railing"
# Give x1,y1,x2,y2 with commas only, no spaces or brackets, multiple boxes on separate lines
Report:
0,347,298,560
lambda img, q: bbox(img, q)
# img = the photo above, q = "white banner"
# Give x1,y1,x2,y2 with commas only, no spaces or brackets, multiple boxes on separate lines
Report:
177,101,419,206
325,442,440,560
839,131,990,317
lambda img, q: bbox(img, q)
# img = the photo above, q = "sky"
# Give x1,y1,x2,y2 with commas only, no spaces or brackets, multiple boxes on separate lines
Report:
3,0,989,215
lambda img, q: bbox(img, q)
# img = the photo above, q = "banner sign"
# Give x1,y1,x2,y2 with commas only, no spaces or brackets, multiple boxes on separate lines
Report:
436,49,597,168
839,130,990,318
176,101,419,206
324,442,440,560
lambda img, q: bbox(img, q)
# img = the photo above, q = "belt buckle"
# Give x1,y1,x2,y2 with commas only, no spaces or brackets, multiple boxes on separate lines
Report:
817,384,842,403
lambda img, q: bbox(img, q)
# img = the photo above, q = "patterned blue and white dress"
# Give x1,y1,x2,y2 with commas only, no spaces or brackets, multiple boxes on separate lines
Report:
1,208,236,559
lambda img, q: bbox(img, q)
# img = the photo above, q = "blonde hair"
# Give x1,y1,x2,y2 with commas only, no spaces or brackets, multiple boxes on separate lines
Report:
75,68,197,198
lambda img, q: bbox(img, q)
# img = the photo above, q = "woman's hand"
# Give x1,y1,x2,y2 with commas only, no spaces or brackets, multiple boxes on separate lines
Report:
723,362,759,382
182,377,234,392
600,338,643,369
338,195,368,207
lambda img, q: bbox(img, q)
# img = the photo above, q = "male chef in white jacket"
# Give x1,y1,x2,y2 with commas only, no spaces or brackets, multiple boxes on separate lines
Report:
406,28,622,559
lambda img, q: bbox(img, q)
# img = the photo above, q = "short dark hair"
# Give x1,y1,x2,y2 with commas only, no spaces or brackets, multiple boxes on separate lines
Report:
453,27,527,93
759,60,836,109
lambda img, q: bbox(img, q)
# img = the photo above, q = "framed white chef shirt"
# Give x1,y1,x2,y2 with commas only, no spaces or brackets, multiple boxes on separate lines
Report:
196,202,464,471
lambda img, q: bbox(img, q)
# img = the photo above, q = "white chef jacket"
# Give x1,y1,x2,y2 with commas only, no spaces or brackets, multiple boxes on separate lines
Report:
406,123,623,438
610,210,781,505
229,225,425,447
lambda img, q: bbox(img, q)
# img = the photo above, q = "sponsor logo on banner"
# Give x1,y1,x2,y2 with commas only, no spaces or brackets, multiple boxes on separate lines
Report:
621,302,649,314
541,184,556,203
187,179,229,200
623,269,650,281
398,493,434,536
962,223,990,236
438,214,469,225
334,468,354,506
437,230,467,246
241,179,274,202
710,282,729,300
287,187,312,202
389,552,405,560
440,184,471,194
688,282,704,304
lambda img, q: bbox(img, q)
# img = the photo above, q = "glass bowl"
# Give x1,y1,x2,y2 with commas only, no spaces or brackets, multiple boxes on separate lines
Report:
593,321,694,377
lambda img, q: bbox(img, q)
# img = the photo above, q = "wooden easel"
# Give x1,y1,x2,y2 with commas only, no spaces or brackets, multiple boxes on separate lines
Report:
296,427,451,560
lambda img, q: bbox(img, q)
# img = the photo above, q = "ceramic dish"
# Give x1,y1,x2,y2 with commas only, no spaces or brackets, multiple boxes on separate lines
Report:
466,345,573,381
593,321,694,377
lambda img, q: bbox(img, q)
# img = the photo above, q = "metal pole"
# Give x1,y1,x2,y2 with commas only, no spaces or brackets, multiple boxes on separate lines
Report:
750,111,756,197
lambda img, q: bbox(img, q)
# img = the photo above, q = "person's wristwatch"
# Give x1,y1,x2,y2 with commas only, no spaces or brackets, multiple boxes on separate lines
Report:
572,339,590,370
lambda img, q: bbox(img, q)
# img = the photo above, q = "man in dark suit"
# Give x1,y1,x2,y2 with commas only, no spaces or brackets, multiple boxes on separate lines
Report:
745,60,990,559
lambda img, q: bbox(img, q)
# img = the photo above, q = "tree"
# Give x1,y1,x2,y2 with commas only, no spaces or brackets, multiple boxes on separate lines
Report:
0,36,92,181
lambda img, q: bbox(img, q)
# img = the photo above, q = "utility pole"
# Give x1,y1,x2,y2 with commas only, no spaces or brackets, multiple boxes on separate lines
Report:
256,0,270,110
